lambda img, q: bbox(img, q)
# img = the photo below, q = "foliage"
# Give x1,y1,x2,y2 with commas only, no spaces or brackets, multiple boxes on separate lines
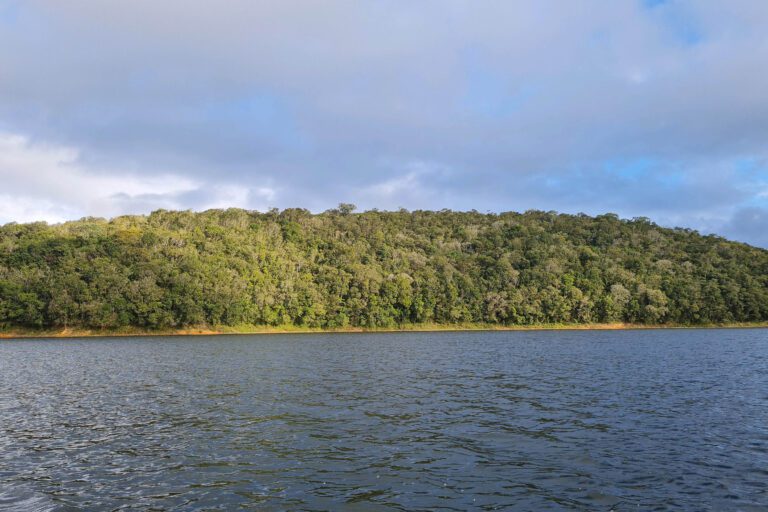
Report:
1,207,766,329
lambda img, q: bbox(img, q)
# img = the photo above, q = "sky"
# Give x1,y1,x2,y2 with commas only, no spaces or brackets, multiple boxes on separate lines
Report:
1,1,767,247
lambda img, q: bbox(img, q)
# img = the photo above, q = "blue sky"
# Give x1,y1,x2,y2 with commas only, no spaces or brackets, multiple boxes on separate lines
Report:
1,0,767,247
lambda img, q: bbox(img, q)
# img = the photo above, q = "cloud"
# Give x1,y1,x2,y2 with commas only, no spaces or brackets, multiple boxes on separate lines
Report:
722,207,768,248
0,133,275,223
0,1,767,245
356,160,453,209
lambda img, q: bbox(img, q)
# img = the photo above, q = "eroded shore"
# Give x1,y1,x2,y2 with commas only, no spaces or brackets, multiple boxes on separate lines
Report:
2,322,767,339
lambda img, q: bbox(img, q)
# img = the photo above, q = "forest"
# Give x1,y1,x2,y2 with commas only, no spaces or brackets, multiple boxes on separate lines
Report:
1,206,767,331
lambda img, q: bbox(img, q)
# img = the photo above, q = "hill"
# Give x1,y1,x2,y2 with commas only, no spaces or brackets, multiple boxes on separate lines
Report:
1,207,767,332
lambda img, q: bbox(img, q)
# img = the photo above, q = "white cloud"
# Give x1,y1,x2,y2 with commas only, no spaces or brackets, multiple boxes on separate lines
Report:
357,160,452,209
198,184,275,211
0,195,76,225
0,132,274,223
0,133,199,222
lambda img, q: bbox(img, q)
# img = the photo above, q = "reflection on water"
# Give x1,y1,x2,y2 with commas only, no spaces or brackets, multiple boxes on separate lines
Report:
1,330,767,510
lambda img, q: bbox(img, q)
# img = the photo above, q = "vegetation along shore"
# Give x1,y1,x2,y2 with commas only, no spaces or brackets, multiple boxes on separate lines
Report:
1,206,767,335
2,323,768,340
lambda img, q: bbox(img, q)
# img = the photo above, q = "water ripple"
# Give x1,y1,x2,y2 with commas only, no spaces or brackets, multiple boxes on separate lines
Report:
1,329,767,510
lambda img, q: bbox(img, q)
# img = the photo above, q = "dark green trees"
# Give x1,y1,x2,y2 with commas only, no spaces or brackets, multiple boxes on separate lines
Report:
1,207,766,330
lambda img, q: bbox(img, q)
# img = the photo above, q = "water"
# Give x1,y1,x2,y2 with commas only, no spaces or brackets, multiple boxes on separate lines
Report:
1,329,767,511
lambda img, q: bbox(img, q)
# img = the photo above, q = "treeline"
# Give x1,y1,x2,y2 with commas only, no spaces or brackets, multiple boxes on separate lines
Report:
1,206,767,330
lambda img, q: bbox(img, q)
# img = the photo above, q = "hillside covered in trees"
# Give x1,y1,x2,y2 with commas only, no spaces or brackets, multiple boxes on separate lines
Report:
1,207,767,331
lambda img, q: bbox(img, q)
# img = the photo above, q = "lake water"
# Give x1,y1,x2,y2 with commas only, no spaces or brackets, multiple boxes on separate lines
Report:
1,329,767,511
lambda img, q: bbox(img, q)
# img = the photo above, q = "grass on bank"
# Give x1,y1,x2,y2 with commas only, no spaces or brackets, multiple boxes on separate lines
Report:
1,322,767,339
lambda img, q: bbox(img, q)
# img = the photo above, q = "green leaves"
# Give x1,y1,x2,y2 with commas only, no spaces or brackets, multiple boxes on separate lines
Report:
0,208,766,330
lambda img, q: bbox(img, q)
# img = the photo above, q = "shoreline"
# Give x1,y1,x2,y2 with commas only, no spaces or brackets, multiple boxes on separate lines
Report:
1,322,767,339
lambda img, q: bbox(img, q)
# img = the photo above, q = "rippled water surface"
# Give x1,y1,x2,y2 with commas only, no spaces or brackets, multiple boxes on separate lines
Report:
1,330,767,511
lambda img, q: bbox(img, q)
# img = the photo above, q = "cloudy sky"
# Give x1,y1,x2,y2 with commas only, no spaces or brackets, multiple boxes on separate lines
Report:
1,1,767,246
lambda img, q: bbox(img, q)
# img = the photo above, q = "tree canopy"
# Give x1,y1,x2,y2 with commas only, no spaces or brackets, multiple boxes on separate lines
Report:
1,207,766,330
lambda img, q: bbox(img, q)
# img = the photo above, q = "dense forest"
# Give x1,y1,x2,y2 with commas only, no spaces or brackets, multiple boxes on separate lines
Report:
1,206,767,331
